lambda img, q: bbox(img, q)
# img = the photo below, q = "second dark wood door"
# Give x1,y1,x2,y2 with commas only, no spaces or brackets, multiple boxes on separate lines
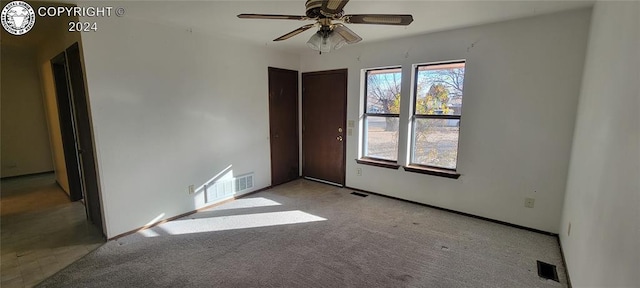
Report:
269,67,299,186
302,69,347,186
66,43,104,235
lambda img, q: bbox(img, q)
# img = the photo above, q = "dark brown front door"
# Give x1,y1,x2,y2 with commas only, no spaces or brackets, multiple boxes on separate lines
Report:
302,69,347,186
268,67,299,186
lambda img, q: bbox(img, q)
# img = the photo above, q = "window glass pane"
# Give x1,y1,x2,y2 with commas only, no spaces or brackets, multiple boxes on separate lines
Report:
365,116,399,161
412,118,460,169
366,68,402,114
415,62,465,116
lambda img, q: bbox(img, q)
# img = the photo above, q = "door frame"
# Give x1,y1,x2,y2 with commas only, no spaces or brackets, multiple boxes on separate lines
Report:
51,52,84,202
65,42,104,235
301,69,348,186
50,43,105,237
268,67,300,186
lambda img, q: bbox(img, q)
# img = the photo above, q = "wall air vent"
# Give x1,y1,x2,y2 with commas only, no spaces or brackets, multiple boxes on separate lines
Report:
205,173,254,203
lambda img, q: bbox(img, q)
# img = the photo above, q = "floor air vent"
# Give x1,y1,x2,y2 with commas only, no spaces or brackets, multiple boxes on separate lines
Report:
536,260,559,282
351,192,368,197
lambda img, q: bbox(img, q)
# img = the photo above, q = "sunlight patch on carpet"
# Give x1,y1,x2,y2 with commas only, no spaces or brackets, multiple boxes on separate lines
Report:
156,210,326,235
203,197,282,212
139,229,161,237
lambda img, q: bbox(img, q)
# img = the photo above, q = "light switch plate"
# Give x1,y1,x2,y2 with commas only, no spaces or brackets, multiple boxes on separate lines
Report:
347,120,355,128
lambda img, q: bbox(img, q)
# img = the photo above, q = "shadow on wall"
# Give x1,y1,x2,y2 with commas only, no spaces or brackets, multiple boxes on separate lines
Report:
193,164,234,198
192,164,258,209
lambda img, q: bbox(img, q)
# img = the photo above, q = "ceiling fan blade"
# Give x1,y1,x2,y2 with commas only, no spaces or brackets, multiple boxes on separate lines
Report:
321,0,350,15
333,24,362,44
274,24,316,41
238,14,308,20
343,14,414,26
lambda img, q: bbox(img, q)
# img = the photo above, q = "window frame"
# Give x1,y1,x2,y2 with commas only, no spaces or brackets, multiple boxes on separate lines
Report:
360,66,402,166
408,60,465,175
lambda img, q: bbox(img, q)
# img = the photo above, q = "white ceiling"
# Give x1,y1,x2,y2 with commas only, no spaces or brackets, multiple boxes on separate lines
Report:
82,1,594,54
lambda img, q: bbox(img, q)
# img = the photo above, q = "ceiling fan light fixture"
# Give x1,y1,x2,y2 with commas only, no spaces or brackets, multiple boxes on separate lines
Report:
330,32,347,50
306,32,323,50
319,37,332,53
306,31,344,53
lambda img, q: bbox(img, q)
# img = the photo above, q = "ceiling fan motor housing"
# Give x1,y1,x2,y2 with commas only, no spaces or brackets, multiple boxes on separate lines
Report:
305,0,324,18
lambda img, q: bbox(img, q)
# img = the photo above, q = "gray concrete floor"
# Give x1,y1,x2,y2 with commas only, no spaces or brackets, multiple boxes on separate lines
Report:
1,173,105,287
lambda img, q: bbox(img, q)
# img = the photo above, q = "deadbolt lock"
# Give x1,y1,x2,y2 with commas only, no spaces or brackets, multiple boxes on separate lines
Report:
338,127,343,133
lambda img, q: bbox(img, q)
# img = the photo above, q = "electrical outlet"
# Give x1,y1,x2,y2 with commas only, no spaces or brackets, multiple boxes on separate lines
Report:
356,168,362,176
348,128,353,136
524,198,535,208
568,222,571,236
188,185,195,195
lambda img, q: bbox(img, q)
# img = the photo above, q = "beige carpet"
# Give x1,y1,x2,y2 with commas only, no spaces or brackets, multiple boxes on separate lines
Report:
38,179,567,287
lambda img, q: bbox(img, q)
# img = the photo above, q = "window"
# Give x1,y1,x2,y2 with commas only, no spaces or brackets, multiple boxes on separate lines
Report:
410,61,465,171
362,67,402,163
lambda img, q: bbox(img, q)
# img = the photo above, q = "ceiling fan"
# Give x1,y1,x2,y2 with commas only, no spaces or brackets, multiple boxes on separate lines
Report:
238,0,414,53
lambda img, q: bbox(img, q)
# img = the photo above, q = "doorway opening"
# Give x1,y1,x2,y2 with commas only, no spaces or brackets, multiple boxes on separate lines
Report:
51,43,104,235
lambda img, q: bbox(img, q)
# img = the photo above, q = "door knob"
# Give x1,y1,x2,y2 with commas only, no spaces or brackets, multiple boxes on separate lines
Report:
337,135,343,142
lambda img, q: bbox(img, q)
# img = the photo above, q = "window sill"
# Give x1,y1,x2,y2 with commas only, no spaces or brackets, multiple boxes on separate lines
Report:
355,158,400,170
403,165,461,179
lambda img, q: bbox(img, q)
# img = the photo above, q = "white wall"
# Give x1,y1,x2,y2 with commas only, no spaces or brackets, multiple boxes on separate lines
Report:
560,2,639,287
1,46,53,178
300,9,592,233
79,15,299,238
